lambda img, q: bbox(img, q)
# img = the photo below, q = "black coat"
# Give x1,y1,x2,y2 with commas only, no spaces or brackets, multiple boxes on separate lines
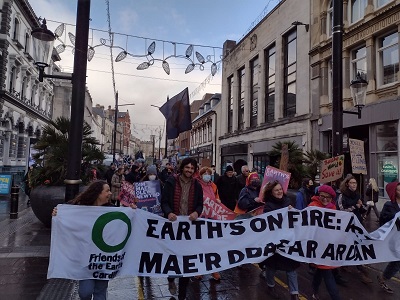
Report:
380,200,400,228
262,195,300,271
216,175,238,211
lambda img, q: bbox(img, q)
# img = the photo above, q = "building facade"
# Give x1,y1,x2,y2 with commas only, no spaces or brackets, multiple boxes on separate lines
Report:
310,0,400,197
219,0,311,176
0,0,58,178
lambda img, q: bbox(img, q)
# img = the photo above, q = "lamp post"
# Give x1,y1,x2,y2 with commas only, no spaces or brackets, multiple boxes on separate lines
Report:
112,96,135,163
31,0,91,201
331,0,367,157
150,104,167,158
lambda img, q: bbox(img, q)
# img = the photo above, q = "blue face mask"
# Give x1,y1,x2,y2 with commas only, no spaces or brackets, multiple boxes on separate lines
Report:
202,174,212,182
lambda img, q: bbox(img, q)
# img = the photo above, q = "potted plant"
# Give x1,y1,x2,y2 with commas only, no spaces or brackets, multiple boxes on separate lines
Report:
29,117,105,227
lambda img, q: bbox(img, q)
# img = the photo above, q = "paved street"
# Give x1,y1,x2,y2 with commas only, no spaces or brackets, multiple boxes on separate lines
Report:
0,193,400,299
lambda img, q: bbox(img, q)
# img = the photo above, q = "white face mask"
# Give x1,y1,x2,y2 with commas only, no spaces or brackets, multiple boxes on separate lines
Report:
148,175,156,181
202,174,211,182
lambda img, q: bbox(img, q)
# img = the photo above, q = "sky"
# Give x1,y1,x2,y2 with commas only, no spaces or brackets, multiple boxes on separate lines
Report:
29,0,281,142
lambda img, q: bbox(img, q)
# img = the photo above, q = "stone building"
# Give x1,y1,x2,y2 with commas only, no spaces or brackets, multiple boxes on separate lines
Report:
0,0,58,177
310,0,400,197
218,0,311,175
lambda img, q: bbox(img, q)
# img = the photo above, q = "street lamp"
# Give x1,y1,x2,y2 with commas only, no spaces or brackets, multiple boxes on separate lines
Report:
331,0,368,157
112,94,135,163
31,0,91,201
150,104,167,158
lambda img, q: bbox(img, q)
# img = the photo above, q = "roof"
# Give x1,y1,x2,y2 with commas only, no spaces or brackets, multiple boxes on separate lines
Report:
92,107,105,118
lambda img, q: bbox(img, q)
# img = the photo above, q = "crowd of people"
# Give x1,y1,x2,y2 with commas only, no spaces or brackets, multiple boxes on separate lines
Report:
51,158,400,300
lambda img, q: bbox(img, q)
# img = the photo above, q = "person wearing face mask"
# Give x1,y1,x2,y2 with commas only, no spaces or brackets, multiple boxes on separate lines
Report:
140,165,160,182
295,178,314,210
237,172,264,212
194,166,221,281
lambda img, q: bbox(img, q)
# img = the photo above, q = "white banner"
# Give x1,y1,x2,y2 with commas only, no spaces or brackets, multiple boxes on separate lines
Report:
48,205,400,280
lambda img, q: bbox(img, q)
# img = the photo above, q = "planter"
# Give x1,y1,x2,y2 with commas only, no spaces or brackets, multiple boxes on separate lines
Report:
30,185,86,227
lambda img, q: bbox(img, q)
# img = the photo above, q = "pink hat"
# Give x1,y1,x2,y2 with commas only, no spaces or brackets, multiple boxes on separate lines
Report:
318,185,336,199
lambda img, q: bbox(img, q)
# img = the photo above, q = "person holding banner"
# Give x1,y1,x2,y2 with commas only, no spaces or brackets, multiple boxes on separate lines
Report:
51,180,136,300
161,157,203,300
262,180,300,300
194,166,221,281
337,175,372,284
377,181,400,294
308,185,341,300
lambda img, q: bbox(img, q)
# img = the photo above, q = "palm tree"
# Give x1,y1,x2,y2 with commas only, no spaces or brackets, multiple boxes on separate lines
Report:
303,149,329,181
268,141,305,188
31,117,105,187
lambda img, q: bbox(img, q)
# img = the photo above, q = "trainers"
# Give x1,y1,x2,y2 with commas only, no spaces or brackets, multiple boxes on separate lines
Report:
312,294,320,300
267,286,281,299
211,272,221,281
168,281,177,295
377,275,394,294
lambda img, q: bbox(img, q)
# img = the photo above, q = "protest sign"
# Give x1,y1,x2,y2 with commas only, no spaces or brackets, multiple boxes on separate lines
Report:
349,138,367,174
0,174,12,195
260,166,291,197
49,205,400,280
121,181,163,216
201,198,237,220
320,155,344,183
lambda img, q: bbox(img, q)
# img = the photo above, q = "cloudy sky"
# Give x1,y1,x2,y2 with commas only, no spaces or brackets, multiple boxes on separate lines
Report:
30,0,280,141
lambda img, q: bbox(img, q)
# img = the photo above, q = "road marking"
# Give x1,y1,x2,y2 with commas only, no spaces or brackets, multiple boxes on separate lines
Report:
255,264,307,299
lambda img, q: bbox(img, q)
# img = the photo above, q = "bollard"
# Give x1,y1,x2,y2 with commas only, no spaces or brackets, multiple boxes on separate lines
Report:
10,185,19,219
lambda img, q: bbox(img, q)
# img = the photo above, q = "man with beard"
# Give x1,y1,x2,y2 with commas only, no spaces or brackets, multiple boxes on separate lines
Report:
161,157,203,300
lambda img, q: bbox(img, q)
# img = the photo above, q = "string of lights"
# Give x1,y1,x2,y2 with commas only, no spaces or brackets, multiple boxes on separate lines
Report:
44,18,223,77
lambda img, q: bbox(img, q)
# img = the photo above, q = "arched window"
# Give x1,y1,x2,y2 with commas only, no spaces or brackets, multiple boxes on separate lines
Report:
13,18,20,41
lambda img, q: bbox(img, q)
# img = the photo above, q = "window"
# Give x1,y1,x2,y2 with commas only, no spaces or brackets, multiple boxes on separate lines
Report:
238,68,245,130
284,30,297,117
24,33,30,53
376,0,392,8
208,123,212,142
13,18,20,41
9,67,16,93
250,56,259,128
328,60,333,103
21,78,26,100
199,127,202,144
377,32,399,86
351,46,367,80
350,0,367,23
327,1,333,37
8,134,17,158
227,76,234,133
265,45,276,122
17,136,27,159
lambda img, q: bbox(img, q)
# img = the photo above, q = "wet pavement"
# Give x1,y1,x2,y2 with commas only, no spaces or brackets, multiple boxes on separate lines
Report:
0,192,400,299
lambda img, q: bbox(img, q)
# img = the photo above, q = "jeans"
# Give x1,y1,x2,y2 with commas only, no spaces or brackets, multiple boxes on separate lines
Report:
383,261,400,280
265,268,299,294
78,279,109,300
168,277,190,300
312,269,341,300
